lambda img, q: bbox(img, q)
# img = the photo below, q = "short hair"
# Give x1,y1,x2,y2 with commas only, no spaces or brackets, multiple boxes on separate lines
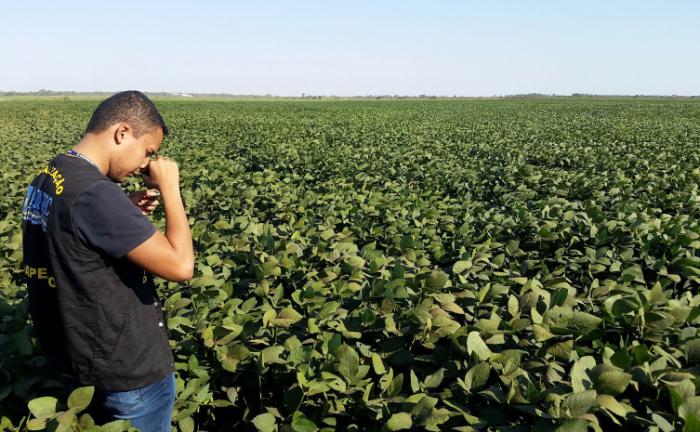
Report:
84,90,169,138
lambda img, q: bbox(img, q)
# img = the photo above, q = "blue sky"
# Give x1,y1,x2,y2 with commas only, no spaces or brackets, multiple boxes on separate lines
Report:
1,1,698,96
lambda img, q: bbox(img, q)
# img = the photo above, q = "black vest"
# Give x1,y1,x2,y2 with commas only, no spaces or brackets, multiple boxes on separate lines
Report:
22,154,174,391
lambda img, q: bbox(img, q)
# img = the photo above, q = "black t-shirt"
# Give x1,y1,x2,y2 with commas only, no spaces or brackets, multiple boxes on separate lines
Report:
21,153,175,391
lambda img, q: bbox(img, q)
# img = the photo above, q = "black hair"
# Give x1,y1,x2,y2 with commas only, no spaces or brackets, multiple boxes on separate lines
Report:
84,90,169,138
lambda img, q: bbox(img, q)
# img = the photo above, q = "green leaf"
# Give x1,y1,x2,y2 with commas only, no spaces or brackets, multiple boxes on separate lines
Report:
610,348,632,370
453,260,471,274
213,220,230,230
67,386,94,412
555,419,589,432
685,413,700,432
547,339,574,361
675,380,697,403
651,413,675,432
57,410,76,428
680,396,700,421
412,395,438,421
632,344,650,364
386,412,412,431
263,309,277,327
671,386,687,413
26,418,47,431
252,413,277,432
78,413,95,428
190,275,218,288
292,416,318,432
571,356,596,393
621,265,645,283
345,255,366,268
372,353,386,375
426,270,449,288
423,368,444,389
0,416,15,431
595,394,635,418
593,368,632,396
611,298,637,317
336,345,360,381
27,396,58,419
179,416,195,432
464,363,490,392
98,419,133,432
271,306,303,327
400,235,414,250
500,349,522,376
387,372,405,397
466,331,492,361
261,346,286,365
570,311,603,330
410,369,420,393
564,390,597,417
507,295,519,317
533,324,554,341
424,407,450,430
550,287,568,307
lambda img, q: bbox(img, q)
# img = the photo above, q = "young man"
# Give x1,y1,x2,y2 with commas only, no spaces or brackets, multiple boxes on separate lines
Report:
21,91,194,431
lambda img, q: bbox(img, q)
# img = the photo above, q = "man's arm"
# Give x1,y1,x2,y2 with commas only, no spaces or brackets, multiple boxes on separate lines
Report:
127,157,194,282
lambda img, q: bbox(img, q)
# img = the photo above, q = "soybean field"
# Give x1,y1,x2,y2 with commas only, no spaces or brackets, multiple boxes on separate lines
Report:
1,98,700,431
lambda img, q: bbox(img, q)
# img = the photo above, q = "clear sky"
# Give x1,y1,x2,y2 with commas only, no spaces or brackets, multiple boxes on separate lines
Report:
2,0,698,96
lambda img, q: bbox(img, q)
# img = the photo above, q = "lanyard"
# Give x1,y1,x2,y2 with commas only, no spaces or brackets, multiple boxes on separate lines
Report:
66,149,99,170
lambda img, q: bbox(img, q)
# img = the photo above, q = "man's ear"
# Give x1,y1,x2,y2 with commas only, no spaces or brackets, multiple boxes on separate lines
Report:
113,124,131,145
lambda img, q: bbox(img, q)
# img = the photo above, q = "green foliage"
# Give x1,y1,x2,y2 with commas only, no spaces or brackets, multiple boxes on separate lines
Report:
2,99,700,430
22,386,136,431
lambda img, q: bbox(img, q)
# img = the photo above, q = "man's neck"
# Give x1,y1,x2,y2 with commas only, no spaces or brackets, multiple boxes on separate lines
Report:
73,138,109,176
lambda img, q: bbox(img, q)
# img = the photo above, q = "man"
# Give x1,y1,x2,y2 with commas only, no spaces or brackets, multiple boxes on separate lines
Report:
21,91,194,431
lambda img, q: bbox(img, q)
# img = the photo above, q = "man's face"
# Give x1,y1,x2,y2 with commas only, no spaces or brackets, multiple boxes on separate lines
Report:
109,126,163,183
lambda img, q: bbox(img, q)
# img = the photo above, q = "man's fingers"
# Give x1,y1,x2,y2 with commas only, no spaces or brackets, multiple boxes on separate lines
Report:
138,197,156,204
137,199,160,214
131,189,159,200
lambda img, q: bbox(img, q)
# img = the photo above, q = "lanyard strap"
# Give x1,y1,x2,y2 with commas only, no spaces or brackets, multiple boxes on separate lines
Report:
66,149,99,169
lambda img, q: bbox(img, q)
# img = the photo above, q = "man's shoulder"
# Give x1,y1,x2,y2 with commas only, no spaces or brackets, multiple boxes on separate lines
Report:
47,154,109,199
74,178,125,203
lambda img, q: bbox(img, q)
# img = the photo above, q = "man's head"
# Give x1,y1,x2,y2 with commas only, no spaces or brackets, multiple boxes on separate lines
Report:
83,91,168,182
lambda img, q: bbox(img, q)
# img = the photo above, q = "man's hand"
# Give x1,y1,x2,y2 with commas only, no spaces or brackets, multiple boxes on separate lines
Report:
128,155,194,282
129,189,160,215
142,156,180,192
